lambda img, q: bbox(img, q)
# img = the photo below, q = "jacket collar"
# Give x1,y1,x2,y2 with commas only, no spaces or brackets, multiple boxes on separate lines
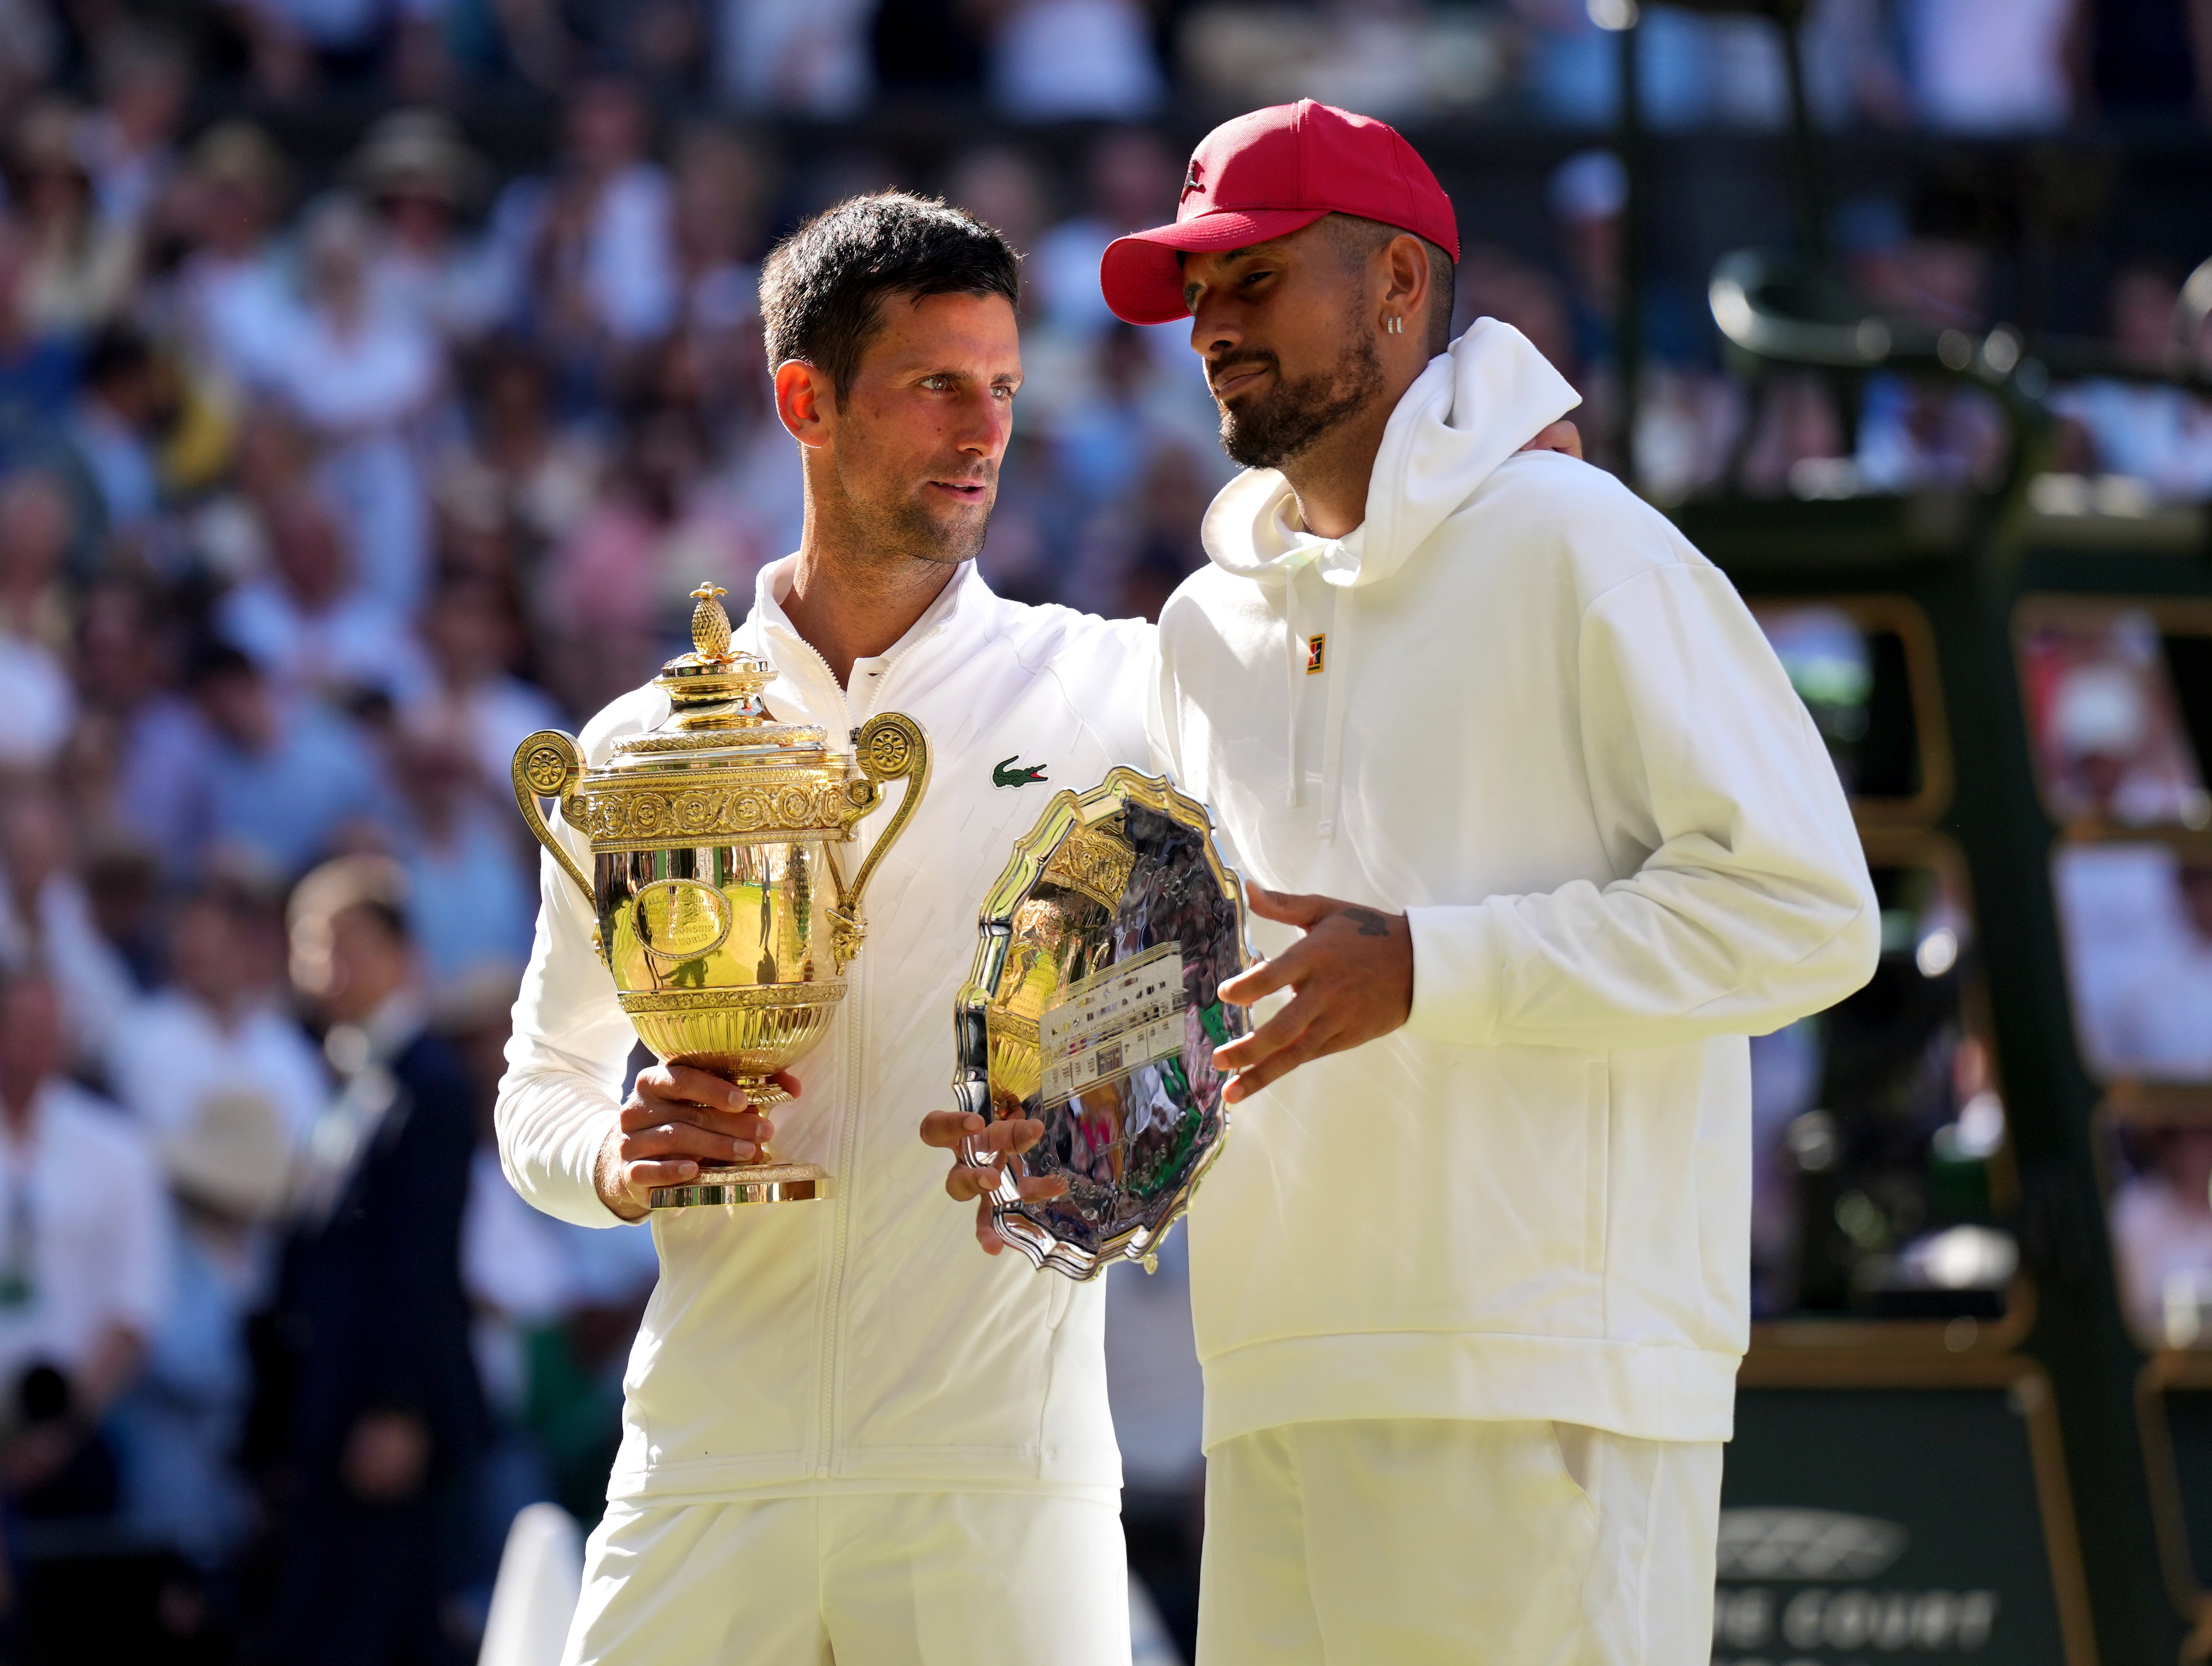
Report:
739,555,990,704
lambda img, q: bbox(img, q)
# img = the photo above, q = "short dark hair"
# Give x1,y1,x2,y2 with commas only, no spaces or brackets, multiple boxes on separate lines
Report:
759,191,1020,404
1325,214,1457,356
337,896,410,947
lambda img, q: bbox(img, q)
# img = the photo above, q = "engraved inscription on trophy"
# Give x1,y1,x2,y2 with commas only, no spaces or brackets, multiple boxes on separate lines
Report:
632,878,735,968
1041,943,1187,1105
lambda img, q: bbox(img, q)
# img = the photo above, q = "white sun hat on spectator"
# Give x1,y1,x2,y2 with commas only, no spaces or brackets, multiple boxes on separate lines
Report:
163,1086,293,1222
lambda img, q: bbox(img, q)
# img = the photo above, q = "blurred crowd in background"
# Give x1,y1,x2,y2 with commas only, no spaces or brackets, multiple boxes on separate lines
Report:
0,0,2207,1659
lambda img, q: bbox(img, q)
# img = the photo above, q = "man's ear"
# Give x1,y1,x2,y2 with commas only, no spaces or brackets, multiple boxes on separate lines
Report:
774,360,833,448
1381,234,1431,333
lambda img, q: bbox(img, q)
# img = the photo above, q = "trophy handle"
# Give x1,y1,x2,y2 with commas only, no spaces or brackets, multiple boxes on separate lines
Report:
511,729,595,911
830,713,930,964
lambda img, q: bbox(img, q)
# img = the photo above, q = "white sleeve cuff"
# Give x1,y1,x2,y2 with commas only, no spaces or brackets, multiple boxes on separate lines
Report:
1403,903,1503,1047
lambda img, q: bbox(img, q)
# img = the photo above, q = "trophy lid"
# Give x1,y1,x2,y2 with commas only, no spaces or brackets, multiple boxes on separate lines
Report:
606,583,830,767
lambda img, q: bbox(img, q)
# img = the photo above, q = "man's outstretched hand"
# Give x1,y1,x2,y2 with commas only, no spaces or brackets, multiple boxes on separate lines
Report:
1213,885,1413,1103
918,1111,1069,1253
595,1063,799,1221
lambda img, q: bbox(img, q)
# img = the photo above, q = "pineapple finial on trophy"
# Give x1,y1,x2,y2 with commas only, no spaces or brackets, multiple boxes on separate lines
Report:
688,582,732,663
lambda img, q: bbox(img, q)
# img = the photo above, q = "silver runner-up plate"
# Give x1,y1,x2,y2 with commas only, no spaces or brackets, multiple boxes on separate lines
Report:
953,767,1252,1280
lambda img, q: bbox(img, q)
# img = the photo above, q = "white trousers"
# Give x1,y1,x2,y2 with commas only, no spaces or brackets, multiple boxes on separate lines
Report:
562,1490,1132,1666
1197,1419,1721,1666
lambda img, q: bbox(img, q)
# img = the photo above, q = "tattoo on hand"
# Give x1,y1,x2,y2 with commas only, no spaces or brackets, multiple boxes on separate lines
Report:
1345,906,1392,938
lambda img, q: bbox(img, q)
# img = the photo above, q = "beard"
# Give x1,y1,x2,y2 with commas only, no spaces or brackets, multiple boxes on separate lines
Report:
832,456,997,569
1213,321,1385,471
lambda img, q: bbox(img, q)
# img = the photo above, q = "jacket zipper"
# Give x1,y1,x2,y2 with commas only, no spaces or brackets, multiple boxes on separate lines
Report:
776,612,944,1481
818,954,865,1478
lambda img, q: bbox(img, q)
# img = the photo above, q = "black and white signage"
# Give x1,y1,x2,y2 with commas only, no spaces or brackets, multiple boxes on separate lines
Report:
1717,1378,2082,1665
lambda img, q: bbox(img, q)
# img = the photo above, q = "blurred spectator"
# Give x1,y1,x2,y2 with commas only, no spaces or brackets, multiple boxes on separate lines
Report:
412,574,563,790
79,26,191,235
1032,128,1183,345
170,121,295,389
944,144,1048,314
218,485,437,707
112,1064,294,1575
1178,0,1509,119
721,0,877,114
985,0,1164,121
65,326,171,547
436,337,604,558
387,721,537,996
2114,1124,2212,1347
484,78,677,364
0,787,141,1065
0,470,79,768
2130,1173,2210,1358
1852,218,2008,492
1510,0,1785,129
2019,607,2207,830
1102,445,1213,621
1738,372,1850,498
190,400,319,585
258,196,443,615
539,399,753,715
670,124,772,340
1453,243,1575,381
255,857,484,1666
2062,845,2212,1082
0,0,54,114
974,422,1081,606
350,109,506,346
1900,0,2076,131
1057,323,1213,516
105,883,328,1148
222,0,439,100
0,969,165,1526
0,221,77,453
7,99,138,340
2055,261,2212,501
1548,149,1738,499
1056,327,1222,614
167,645,386,882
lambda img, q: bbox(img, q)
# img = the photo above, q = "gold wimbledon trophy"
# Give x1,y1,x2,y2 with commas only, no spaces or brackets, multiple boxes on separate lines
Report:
513,583,928,1208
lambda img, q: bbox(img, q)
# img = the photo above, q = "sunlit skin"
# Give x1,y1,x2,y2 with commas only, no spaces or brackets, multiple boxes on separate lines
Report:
776,289,1022,684
596,289,1049,1222
927,218,1584,1248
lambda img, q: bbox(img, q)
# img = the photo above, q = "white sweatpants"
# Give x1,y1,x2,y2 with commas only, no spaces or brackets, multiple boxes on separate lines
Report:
563,1490,1132,1666
1197,1419,1721,1666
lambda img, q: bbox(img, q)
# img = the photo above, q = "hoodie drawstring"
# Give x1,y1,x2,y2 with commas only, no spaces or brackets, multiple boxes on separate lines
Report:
1282,567,1304,810
1316,584,1355,843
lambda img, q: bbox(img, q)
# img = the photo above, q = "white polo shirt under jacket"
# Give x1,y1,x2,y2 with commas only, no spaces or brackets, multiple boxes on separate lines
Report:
496,556,1154,1504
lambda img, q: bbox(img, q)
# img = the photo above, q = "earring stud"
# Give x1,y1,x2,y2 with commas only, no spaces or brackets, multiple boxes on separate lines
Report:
1386,316,1403,335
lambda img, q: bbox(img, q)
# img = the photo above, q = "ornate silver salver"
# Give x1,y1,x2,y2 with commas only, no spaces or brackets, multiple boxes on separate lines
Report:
953,768,1251,1279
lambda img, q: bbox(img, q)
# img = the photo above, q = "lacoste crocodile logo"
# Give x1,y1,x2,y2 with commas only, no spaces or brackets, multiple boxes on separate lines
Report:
993,756,1049,788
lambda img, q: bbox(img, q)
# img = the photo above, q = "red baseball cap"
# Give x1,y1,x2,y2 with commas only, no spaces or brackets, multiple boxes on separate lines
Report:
1100,100,1460,328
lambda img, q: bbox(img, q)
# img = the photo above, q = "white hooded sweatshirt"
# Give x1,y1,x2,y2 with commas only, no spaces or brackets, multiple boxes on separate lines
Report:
1150,321,1879,1450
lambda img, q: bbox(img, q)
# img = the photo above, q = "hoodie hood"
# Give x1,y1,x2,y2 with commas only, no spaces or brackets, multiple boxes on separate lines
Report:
1193,319,1579,838
1200,318,1581,589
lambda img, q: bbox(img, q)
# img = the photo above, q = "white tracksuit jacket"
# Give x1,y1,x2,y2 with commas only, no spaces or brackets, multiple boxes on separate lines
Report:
496,556,1153,1504
1151,320,1881,1452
